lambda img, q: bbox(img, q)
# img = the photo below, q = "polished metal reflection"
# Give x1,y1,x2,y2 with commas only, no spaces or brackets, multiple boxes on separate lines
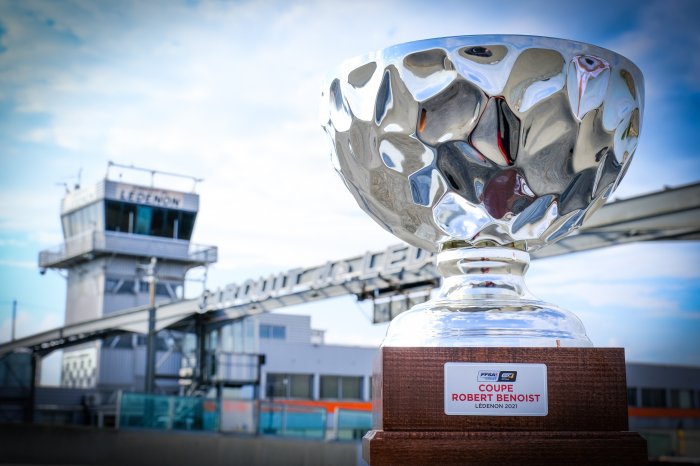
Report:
321,36,644,347
321,35,643,252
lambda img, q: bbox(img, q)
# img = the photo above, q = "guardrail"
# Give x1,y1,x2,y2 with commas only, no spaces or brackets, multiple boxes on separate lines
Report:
39,230,217,268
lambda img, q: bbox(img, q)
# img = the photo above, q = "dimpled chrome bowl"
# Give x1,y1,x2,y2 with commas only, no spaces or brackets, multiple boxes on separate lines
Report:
321,36,643,347
321,35,643,253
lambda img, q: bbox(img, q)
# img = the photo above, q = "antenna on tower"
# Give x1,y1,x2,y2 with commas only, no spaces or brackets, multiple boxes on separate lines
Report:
105,160,204,192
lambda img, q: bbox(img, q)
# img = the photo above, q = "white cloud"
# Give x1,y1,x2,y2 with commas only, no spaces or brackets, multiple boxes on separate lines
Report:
0,304,62,343
0,187,64,241
529,242,700,285
0,259,36,269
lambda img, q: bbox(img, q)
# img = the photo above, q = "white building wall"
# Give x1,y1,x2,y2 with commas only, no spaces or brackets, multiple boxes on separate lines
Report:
250,313,312,345
260,340,375,377
229,313,378,402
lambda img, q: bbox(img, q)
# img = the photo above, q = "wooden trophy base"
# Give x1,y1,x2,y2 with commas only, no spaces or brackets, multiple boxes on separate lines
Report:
363,347,647,466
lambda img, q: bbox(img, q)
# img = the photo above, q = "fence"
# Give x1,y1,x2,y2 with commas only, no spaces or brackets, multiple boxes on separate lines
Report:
117,392,219,432
335,408,372,440
259,402,326,439
641,429,700,458
117,392,372,441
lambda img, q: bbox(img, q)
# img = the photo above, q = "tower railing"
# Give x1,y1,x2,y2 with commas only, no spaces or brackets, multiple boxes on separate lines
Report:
39,230,217,269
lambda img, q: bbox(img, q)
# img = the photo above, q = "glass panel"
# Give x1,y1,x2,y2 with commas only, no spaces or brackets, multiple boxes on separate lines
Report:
104,335,133,349
151,207,165,237
627,387,637,407
105,201,133,233
272,326,286,340
336,409,372,440
259,324,285,339
134,206,153,235
341,376,362,400
289,374,312,399
93,201,105,231
259,403,326,439
642,431,676,458
233,321,243,353
62,203,102,237
117,280,135,294
208,330,218,352
156,336,169,351
244,320,254,352
220,324,233,352
641,388,667,407
105,278,120,293
155,283,171,297
118,392,219,432
105,200,191,239
266,373,287,398
164,210,175,238
179,212,196,240
670,389,695,408
320,376,339,399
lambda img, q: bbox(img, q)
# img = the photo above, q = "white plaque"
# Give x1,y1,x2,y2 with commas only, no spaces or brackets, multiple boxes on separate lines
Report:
444,362,548,416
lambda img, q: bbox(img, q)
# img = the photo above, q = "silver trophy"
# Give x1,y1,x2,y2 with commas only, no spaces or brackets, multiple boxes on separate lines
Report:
321,36,643,347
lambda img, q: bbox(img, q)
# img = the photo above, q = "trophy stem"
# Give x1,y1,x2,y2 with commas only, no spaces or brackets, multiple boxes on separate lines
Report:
381,246,593,347
436,247,535,302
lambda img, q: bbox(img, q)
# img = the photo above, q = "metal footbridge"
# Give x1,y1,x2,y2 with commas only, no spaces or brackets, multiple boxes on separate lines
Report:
1,182,699,356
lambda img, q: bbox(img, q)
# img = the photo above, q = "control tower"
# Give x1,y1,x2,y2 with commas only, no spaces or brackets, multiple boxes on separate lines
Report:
38,163,217,391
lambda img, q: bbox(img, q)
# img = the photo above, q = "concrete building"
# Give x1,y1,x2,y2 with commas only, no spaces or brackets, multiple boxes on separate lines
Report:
210,313,375,404
627,362,700,430
38,168,217,391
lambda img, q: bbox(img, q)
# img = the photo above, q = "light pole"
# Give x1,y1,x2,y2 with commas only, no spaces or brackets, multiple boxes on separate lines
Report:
142,257,157,393
11,300,16,341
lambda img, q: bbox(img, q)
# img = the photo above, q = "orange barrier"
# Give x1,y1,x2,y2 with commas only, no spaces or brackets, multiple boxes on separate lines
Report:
245,402,700,417
271,399,372,412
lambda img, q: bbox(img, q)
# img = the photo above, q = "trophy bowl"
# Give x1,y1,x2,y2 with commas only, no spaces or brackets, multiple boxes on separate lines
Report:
321,35,643,347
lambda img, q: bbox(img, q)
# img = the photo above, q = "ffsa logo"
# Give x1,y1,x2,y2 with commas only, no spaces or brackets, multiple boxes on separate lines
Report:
477,370,518,382
477,370,499,382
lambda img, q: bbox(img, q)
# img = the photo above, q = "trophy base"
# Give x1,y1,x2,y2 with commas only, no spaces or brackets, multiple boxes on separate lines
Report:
363,347,647,466
363,430,647,466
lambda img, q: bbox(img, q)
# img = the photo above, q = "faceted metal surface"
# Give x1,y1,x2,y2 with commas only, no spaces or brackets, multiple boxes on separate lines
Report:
321,36,644,252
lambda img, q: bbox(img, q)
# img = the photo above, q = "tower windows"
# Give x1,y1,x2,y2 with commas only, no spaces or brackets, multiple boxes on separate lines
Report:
104,200,196,240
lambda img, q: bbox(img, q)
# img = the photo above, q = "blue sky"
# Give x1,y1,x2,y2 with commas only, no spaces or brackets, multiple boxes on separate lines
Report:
0,0,699,383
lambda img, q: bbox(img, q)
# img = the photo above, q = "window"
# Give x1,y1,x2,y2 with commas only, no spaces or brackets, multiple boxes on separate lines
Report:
104,335,134,349
134,335,168,351
641,388,667,408
627,388,637,407
134,205,153,235
260,324,286,340
244,319,254,352
320,375,363,400
104,200,197,240
320,376,339,399
138,281,173,297
670,389,696,408
105,201,134,233
116,280,136,294
266,373,312,399
62,202,101,238
105,278,121,293
232,320,243,353
219,320,255,353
